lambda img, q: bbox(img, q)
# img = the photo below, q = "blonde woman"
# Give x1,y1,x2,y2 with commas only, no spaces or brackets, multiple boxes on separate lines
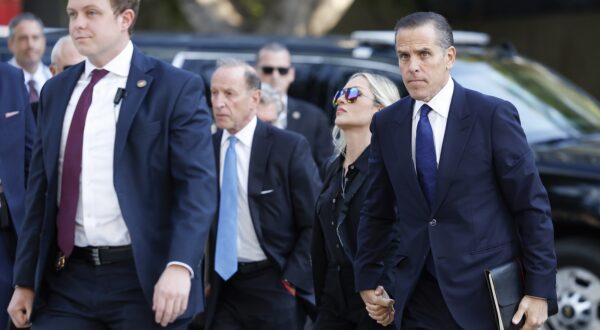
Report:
312,72,400,329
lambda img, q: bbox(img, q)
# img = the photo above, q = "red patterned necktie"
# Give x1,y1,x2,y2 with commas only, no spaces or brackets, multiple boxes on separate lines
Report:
57,69,109,257
27,80,39,103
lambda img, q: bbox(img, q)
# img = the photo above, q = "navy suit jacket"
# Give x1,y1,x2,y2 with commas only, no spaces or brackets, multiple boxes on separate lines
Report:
286,97,332,172
354,81,556,329
205,120,321,328
0,62,35,326
12,48,217,319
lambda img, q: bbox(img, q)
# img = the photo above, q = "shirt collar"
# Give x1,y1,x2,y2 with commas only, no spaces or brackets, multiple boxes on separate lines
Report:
9,57,50,82
222,115,258,148
413,77,454,120
83,41,133,79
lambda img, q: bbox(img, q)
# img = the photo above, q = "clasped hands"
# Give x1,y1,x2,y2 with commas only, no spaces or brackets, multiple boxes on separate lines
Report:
359,286,395,326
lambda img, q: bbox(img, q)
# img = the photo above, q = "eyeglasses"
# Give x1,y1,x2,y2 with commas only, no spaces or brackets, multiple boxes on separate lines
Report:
260,66,290,75
332,87,376,106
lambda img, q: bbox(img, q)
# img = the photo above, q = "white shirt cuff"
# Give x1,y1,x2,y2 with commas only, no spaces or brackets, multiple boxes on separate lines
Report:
167,261,194,278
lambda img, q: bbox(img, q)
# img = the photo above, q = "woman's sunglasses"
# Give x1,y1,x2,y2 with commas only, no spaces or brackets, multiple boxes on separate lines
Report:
332,87,375,107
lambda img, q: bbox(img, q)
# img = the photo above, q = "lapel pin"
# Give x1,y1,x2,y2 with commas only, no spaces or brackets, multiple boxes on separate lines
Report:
137,80,147,88
292,111,301,120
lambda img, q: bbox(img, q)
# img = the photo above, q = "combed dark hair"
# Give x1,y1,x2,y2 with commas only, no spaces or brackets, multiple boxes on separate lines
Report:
110,0,140,35
394,12,454,49
216,58,261,91
8,13,44,39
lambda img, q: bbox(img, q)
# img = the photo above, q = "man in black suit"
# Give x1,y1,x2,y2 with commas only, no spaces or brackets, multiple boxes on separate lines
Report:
205,58,321,329
256,43,332,171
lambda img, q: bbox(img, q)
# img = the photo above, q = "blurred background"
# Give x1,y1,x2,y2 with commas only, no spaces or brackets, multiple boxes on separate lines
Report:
1,0,599,99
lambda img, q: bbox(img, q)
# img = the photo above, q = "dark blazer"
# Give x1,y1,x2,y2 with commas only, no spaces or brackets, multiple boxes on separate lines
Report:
205,120,321,328
354,81,557,328
312,149,398,307
286,97,332,171
0,62,35,327
12,48,217,320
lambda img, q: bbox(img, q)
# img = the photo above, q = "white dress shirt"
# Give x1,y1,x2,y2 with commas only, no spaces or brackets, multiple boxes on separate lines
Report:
58,42,132,247
411,78,455,168
9,57,52,96
220,116,268,262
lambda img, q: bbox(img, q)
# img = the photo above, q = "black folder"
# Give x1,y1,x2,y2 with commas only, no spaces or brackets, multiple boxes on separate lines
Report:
485,259,558,330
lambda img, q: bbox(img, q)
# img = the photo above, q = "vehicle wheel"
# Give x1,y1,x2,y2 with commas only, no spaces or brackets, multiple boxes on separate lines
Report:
546,239,600,330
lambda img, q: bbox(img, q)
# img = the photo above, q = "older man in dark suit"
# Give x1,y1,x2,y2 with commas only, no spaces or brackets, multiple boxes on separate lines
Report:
7,0,216,329
355,12,556,330
204,58,321,329
0,62,35,329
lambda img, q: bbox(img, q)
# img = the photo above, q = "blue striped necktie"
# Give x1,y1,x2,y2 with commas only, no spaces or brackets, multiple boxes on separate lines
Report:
215,136,238,280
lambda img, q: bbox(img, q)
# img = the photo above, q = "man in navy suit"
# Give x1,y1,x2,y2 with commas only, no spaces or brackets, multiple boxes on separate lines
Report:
0,62,35,328
204,59,320,329
7,0,216,329
354,12,556,330
256,43,332,172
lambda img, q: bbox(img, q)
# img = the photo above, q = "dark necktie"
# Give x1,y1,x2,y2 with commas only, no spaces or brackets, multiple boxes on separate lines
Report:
215,136,239,280
57,69,109,257
27,79,39,103
416,104,437,208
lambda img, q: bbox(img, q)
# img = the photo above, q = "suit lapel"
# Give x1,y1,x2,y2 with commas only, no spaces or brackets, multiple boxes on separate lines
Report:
46,63,85,184
432,82,474,214
247,120,273,241
390,98,430,214
114,48,154,162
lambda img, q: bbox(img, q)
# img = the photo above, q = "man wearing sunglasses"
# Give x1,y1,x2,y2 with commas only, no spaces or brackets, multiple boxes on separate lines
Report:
256,43,332,174
354,12,556,330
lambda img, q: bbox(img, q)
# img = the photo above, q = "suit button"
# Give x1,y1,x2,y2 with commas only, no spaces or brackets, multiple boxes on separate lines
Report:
331,221,334,226
337,265,341,271
429,219,437,226
336,243,340,249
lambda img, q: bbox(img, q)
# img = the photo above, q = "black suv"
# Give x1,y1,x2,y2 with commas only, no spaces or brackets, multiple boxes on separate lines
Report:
170,31,600,329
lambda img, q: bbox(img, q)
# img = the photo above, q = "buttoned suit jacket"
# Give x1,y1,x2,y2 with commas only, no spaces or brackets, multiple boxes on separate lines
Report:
354,81,557,329
205,120,321,328
12,47,217,320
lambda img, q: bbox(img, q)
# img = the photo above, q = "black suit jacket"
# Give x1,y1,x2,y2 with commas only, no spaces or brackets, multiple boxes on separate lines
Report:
312,148,399,306
286,97,332,171
205,120,321,328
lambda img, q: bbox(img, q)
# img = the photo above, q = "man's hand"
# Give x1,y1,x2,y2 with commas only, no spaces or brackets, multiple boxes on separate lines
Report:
7,286,34,328
512,295,548,330
360,286,395,326
153,265,191,327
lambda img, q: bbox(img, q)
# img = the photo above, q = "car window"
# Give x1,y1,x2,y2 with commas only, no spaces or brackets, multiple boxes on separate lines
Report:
453,56,600,144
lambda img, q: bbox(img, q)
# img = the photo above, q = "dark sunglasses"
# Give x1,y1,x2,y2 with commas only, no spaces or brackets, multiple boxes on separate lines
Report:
332,87,375,106
260,66,290,75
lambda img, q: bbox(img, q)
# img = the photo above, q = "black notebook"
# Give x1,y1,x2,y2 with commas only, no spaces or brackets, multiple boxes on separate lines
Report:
485,260,558,330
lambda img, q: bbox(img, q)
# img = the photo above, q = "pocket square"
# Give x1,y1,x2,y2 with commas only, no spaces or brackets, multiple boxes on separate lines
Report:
260,189,275,195
5,111,20,118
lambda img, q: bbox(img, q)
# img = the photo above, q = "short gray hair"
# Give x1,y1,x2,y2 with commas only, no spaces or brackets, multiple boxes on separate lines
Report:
394,12,454,49
8,13,44,39
260,83,283,114
216,58,261,90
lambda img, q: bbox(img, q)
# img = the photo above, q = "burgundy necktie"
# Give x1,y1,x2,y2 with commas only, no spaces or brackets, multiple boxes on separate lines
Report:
27,80,39,103
57,69,109,257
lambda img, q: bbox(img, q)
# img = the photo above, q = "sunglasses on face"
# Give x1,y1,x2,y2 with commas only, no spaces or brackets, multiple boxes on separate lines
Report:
260,66,290,75
332,87,374,107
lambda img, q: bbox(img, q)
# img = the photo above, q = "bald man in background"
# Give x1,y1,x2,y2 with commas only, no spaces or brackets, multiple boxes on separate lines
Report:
49,35,85,76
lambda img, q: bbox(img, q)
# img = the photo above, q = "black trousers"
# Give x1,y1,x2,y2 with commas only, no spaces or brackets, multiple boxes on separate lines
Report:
314,266,393,330
211,265,300,330
401,270,462,330
31,258,190,330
